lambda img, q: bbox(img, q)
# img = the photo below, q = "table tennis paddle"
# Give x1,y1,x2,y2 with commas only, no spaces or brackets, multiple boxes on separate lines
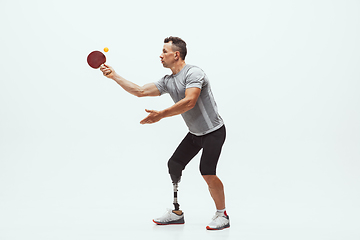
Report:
87,50,111,75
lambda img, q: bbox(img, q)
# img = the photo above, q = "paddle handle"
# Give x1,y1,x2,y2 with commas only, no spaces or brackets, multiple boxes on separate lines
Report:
101,64,112,76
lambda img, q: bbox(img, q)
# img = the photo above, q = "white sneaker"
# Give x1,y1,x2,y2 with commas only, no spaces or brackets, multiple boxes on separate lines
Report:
206,211,230,230
153,209,185,225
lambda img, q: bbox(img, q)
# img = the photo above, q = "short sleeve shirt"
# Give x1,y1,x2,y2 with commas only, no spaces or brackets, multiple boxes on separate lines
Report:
154,64,224,136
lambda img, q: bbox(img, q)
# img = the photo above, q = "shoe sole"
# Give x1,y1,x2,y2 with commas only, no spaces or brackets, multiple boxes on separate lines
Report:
206,224,230,230
153,219,185,225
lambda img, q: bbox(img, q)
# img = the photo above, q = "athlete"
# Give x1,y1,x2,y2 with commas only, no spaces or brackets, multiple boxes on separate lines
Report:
100,36,229,230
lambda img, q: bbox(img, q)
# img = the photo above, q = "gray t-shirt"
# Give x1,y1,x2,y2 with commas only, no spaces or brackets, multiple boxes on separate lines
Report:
154,64,224,136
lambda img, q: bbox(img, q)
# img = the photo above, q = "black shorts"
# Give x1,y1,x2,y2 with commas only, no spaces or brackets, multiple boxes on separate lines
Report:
168,125,226,175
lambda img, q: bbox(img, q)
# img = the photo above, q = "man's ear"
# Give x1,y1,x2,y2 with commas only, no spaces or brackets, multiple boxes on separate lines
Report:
174,51,180,60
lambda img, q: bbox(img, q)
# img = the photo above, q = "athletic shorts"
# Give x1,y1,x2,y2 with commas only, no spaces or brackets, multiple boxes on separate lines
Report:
168,125,226,175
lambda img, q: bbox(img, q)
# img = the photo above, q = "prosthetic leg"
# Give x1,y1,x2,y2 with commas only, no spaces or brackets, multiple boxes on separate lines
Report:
173,182,180,211
152,157,185,225
169,160,183,213
152,179,184,225
170,173,182,214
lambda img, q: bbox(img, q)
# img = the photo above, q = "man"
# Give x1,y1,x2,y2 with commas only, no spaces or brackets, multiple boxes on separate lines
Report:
100,36,229,230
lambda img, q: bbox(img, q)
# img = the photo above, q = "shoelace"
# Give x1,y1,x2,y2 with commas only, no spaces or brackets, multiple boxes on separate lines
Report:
209,213,228,228
160,209,174,221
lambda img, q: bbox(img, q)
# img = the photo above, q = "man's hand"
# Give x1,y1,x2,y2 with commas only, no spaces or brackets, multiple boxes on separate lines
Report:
140,109,163,124
100,64,115,78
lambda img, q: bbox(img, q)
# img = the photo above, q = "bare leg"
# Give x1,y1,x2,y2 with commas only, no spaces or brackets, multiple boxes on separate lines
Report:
202,175,225,210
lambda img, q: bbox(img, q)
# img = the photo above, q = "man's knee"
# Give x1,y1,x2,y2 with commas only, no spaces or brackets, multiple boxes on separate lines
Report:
202,175,217,184
168,159,184,183
202,175,223,189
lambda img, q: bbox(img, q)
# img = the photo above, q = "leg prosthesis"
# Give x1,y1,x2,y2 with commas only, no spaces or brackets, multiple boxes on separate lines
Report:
168,159,184,210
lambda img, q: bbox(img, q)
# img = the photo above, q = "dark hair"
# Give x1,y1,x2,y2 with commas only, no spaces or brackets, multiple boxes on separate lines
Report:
164,36,187,60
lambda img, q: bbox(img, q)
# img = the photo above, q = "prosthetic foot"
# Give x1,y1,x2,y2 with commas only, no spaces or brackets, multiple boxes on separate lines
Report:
153,182,185,225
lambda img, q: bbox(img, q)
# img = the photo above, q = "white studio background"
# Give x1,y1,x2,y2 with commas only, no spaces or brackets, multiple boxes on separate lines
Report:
1,0,359,240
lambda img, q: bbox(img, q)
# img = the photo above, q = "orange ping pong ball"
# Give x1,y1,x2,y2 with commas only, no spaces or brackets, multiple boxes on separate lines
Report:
104,47,109,52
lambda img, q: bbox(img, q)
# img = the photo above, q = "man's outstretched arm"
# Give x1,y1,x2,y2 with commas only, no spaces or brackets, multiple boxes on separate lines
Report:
100,64,160,97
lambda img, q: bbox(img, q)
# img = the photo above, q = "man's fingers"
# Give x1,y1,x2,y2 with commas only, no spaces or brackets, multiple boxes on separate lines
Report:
140,109,161,124
103,69,112,76
99,64,114,77
140,113,150,124
140,117,151,124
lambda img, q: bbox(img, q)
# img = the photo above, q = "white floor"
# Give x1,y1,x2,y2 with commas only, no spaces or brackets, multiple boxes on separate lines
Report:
0,163,359,240
1,205,358,240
